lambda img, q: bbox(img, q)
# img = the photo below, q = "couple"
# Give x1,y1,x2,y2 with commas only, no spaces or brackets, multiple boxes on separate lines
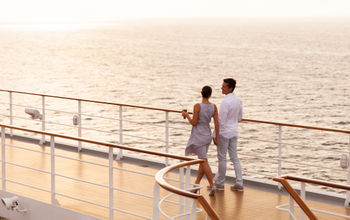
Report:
181,78,243,196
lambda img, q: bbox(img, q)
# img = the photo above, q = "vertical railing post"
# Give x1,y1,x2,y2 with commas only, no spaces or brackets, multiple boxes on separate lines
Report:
108,147,114,220
116,106,123,160
40,95,46,145
9,92,13,137
345,134,350,207
190,199,198,220
78,100,82,152
278,125,282,190
300,182,306,220
50,136,57,204
152,183,160,220
185,165,191,220
289,195,295,220
165,112,169,166
179,166,184,218
1,127,6,190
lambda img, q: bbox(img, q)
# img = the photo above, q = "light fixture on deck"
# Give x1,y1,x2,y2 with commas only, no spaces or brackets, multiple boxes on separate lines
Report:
340,154,349,169
73,115,80,125
1,196,27,212
25,108,42,120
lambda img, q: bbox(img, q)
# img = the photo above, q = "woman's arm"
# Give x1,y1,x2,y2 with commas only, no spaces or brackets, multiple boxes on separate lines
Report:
182,103,200,126
213,104,219,145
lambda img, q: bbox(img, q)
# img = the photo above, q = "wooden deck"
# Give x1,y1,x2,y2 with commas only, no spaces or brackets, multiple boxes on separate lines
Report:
1,138,350,219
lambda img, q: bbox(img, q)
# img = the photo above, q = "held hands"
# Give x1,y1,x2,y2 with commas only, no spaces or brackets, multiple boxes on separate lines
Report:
213,137,219,146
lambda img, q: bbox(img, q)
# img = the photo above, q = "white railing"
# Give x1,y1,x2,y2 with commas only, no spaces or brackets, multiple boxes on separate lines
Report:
273,176,350,220
154,159,219,220
0,90,188,165
0,123,202,219
1,89,350,204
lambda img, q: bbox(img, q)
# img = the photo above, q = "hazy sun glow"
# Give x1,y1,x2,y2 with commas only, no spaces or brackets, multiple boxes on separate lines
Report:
0,0,350,23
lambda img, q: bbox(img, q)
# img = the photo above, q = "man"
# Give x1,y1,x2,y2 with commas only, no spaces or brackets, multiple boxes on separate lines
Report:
214,78,243,191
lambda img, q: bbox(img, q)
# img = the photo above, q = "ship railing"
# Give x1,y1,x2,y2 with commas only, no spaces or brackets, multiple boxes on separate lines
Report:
0,123,211,219
0,89,190,166
1,89,350,205
240,118,350,205
154,159,220,220
273,175,350,220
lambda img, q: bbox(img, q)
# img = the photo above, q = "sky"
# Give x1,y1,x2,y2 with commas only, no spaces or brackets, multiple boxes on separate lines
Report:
0,0,350,23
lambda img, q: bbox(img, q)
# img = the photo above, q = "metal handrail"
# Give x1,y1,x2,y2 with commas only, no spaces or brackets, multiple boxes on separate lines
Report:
2,89,350,134
273,177,317,220
242,118,350,134
0,89,183,113
273,175,350,220
2,90,350,217
2,89,350,197
278,175,350,191
0,123,195,219
155,159,220,220
0,123,192,161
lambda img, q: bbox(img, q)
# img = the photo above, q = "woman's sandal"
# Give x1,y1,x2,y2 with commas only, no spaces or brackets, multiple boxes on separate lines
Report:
209,186,216,196
188,184,201,193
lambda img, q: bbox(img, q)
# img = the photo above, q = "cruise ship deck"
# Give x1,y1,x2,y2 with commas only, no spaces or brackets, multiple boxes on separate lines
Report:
2,138,350,220
1,90,350,219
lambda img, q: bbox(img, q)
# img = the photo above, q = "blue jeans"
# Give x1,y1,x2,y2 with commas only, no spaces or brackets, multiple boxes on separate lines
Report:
216,135,243,186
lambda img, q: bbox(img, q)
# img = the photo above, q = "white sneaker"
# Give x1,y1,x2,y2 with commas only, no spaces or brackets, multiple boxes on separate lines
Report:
231,185,244,192
207,184,224,190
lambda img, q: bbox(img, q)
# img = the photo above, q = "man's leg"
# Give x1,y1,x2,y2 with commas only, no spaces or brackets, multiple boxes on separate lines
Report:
228,137,243,186
216,135,229,186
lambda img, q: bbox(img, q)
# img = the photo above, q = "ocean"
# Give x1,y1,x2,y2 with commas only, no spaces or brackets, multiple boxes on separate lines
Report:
1,17,350,191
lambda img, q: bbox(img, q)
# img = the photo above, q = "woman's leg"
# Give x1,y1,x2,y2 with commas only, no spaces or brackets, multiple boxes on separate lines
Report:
195,164,204,184
202,158,214,187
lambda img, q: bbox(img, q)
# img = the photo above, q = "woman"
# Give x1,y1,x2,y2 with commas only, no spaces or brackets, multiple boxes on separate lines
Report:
182,85,219,196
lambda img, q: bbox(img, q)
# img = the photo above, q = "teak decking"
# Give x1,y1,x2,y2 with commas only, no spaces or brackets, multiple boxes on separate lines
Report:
1,139,350,220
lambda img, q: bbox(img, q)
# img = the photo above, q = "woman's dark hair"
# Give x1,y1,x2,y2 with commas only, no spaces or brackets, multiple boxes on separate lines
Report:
201,86,212,98
223,78,236,92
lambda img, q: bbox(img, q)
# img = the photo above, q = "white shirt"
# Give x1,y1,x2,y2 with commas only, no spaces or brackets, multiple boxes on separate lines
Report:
217,93,242,139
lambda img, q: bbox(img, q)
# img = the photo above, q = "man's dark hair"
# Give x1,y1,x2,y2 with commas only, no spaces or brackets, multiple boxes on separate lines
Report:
201,86,212,98
223,78,236,92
